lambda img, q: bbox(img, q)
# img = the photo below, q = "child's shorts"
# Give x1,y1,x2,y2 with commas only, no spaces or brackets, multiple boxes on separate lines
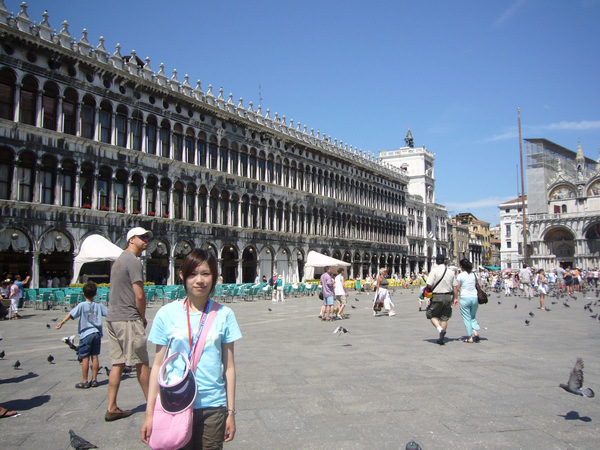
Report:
78,332,101,358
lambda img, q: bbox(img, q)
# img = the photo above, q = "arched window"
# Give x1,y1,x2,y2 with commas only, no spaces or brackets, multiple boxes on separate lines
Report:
99,100,112,143
0,68,16,120
20,75,38,125
42,82,59,130
220,191,229,225
275,157,282,185
209,136,218,170
115,169,128,212
40,154,57,204
241,195,249,228
562,204,567,213
219,139,228,172
231,193,239,226
145,176,157,215
283,159,290,188
290,161,297,190
185,128,195,164
259,198,267,229
299,206,306,235
267,154,274,183
239,146,248,177
81,95,96,140
80,162,94,208
258,151,266,182
160,119,170,158
131,110,143,151
115,105,128,147
173,181,184,219
17,151,35,202
0,147,14,199
229,142,238,176
250,196,258,228
209,188,219,223
97,166,112,210
276,201,283,231
62,88,78,135
198,186,208,222
197,132,207,167
159,178,171,217
268,200,275,231
131,173,143,213
146,115,157,154
173,124,184,161
185,183,196,221
249,149,257,179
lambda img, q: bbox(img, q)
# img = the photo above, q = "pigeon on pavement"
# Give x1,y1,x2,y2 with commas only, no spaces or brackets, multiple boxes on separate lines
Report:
47,355,54,364
0,350,5,359
69,429,98,449
559,358,595,398
333,326,349,336
13,360,20,369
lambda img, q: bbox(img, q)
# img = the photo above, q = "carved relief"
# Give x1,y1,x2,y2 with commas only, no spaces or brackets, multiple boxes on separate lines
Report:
549,185,576,200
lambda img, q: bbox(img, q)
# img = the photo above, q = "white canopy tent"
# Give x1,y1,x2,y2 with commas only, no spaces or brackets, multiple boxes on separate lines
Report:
71,234,124,284
303,251,351,281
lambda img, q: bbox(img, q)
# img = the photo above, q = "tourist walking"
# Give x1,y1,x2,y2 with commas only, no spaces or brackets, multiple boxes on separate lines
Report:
454,259,481,343
519,265,533,299
504,273,513,296
334,268,348,319
374,268,396,316
425,255,457,345
536,269,548,310
319,266,334,321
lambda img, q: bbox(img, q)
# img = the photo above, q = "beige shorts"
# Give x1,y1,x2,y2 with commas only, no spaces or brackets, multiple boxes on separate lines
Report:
106,320,149,366
334,295,347,308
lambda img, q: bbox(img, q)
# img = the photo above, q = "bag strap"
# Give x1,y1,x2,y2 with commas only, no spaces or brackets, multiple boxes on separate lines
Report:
189,300,220,370
431,266,448,292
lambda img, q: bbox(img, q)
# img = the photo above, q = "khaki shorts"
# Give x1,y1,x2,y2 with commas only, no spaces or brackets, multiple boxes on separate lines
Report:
425,294,453,322
181,407,227,449
106,320,149,366
334,295,347,308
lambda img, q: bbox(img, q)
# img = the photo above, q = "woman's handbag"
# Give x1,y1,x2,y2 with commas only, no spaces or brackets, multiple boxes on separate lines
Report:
149,300,220,450
474,275,488,305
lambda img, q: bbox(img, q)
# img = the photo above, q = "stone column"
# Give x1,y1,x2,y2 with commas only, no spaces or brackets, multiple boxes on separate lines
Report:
32,251,40,289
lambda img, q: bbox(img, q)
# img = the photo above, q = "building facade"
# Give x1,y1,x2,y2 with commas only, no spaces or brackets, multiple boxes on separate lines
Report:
499,139,600,270
0,3,447,287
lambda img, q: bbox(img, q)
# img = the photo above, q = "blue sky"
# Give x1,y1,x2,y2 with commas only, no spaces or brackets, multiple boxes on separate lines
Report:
14,0,600,225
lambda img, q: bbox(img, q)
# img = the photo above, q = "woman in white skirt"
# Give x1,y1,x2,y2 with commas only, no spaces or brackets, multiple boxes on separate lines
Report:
373,268,396,316
535,269,548,310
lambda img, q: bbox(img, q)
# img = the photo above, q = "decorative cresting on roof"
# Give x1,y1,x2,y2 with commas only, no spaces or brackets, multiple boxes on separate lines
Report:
0,2,408,181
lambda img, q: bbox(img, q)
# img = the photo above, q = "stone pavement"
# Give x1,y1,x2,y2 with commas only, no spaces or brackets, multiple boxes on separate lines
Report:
1,287,599,449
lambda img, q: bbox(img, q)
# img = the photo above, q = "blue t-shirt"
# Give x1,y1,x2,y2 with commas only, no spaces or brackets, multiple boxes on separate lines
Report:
148,299,242,409
70,301,108,339
14,281,25,299
457,272,477,299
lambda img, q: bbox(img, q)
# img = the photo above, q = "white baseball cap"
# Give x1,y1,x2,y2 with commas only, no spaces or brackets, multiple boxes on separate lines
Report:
127,227,153,241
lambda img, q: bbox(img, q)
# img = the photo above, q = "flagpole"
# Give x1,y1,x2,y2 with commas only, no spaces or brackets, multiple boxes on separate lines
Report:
518,107,528,266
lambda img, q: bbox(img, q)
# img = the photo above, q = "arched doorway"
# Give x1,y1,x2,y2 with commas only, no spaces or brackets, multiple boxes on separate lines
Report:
241,247,257,283
173,240,193,284
221,245,238,284
146,239,169,284
39,231,73,287
544,228,574,268
585,223,600,266
0,228,32,281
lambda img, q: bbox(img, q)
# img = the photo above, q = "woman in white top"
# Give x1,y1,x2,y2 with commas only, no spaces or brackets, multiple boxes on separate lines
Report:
333,268,348,319
535,269,547,310
454,259,481,343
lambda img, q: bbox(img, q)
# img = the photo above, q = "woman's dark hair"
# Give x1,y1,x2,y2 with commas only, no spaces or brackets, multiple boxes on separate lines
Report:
459,258,473,273
180,249,219,295
82,280,98,299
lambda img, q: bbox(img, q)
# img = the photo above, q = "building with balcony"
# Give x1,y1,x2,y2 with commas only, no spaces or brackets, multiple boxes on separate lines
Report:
0,4,447,287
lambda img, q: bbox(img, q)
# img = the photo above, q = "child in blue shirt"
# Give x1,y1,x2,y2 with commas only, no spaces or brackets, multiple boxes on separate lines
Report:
56,281,108,389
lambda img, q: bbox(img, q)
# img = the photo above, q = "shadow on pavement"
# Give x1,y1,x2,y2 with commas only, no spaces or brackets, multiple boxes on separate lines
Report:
2,394,51,411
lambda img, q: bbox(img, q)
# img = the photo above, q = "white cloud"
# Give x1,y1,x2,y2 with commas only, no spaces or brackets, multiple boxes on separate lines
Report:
444,195,516,210
537,120,600,131
493,0,528,28
481,130,518,143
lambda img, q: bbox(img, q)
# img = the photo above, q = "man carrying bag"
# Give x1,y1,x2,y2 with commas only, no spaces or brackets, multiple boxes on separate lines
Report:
424,255,457,345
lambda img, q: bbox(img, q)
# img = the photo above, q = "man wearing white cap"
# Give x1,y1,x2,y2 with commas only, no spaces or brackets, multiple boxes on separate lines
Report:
105,227,152,421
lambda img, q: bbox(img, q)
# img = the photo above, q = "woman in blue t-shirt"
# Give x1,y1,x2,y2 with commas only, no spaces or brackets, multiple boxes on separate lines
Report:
141,249,242,448
454,259,481,343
